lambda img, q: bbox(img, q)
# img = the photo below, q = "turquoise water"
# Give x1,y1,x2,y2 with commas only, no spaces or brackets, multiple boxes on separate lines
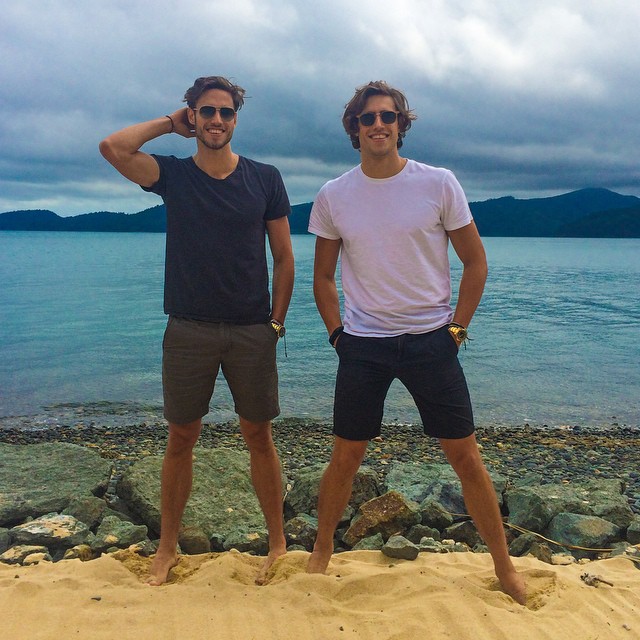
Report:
0,232,638,429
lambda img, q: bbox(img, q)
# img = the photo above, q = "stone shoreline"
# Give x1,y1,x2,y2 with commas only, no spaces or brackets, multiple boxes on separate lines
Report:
2,418,640,571
1,418,639,514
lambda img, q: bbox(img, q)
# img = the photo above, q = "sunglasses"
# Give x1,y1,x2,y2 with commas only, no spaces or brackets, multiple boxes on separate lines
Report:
357,110,399,126
193,105,236,121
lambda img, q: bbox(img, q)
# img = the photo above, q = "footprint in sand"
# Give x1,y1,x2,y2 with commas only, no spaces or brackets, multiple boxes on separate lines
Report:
475,569,559,610
114,549,215,585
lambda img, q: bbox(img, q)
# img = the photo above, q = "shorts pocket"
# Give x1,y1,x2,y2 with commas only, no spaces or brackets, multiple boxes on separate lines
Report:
334,330,350,355
443,326,460,353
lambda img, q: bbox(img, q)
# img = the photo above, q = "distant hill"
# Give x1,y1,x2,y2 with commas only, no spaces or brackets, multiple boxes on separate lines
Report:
469,188,640,237
0,206,167,232
289,202,312,234
1,188,639,237
555,204,640,238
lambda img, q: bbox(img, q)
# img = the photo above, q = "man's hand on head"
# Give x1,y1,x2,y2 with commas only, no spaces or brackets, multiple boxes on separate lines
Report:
169,107,195,138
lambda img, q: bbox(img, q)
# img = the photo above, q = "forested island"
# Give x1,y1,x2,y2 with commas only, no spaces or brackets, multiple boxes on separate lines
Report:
1,188,639,237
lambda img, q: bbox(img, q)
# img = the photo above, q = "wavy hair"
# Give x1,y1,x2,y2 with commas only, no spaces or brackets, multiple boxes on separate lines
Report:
183,76,246,111
342,81,417,150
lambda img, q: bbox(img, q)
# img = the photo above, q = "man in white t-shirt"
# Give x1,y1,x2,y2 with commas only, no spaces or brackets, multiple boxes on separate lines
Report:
307,81,526,605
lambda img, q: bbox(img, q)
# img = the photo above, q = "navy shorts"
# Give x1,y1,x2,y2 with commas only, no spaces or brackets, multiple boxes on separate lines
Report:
162,316,280,425
333,326,475,441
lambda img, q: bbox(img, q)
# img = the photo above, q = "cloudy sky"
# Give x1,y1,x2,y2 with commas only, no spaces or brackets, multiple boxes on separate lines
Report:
1,0,638,216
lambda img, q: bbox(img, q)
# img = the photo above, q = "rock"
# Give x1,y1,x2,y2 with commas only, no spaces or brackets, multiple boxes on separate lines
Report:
545,512,622,552
127,540,157,557
223,529,269,554
351,533,384,551
90,515,148,554
343,491,420,547
419,538,468,553
284,514,318,550
117,448,272,541
508,533,537,557
285,464,379,518
418,537,448,553
505,478,634,534
23,552,53,565
0,443,112,527
528,541,554,564
382,535,420,560
606,541,634,558
504,489,556,532
406,524,440,544
62,496,109,530
512,473,544,487
178,526,211,555
441,539,471,553
551,553,576,565
0,545,50,565
419,499,454,530
579,479,635,528
0,528,9,554
385,462,506,515
627,515,640,545
443,521,483,548
10,513,92,549
209,533,226,552
63,544,94,561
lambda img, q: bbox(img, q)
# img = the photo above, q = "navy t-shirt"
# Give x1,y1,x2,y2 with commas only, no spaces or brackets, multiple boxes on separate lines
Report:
143,155,290,323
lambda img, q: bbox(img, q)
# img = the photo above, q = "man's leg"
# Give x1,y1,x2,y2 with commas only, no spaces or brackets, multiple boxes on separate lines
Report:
147,418,202,586
439,434,527,605
307,436,369,574
239,417,288,585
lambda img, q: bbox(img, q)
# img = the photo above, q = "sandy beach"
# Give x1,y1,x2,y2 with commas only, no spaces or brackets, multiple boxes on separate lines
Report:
2,549,638,639
2,419,639,639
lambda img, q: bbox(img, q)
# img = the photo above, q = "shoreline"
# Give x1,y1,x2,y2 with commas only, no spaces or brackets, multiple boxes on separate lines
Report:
1,398,638,435
1,417,639,515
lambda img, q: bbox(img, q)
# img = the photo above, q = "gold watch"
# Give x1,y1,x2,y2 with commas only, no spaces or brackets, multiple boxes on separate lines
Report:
448,323,468,345
270,319,286,338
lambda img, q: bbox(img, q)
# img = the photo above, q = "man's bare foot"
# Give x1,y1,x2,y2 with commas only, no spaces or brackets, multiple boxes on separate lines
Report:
145,552,180,586
306,546,332,574
498,570,527,605
255,547,287,586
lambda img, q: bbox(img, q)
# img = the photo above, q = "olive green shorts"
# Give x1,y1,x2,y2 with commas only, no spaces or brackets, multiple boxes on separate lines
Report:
162,316,279,425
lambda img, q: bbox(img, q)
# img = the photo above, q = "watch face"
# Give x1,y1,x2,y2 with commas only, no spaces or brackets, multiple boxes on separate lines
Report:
271,321,285,337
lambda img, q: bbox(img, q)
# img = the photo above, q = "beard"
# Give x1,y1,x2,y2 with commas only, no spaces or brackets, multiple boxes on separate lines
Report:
195,124,234,150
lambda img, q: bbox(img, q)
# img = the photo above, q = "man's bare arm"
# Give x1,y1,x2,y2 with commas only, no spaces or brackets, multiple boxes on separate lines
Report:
99,108,193,187
447,221,488,328
266,216,295,323
313,237,343,336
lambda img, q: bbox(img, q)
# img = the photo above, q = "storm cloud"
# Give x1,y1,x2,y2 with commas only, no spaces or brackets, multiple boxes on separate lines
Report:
1,0,638,215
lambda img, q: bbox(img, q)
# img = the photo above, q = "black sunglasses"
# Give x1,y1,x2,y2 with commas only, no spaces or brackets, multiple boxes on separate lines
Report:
357,110,399,126
193,105,236,121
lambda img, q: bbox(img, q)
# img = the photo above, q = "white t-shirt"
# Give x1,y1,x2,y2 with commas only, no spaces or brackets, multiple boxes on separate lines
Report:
308,159,473,336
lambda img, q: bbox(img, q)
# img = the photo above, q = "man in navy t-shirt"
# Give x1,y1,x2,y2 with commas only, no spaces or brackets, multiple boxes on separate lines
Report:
100,76,294,586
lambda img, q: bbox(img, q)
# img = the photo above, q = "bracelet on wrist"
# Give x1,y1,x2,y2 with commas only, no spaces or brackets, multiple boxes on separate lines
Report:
329,325,344,346
165,115,175,133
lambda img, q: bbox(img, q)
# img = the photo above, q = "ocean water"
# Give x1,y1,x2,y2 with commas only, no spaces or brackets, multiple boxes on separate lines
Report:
0,231,638,430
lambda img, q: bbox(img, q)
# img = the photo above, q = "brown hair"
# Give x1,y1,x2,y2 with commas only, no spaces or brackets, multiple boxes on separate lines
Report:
342,80,417,150
183,76,246,111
